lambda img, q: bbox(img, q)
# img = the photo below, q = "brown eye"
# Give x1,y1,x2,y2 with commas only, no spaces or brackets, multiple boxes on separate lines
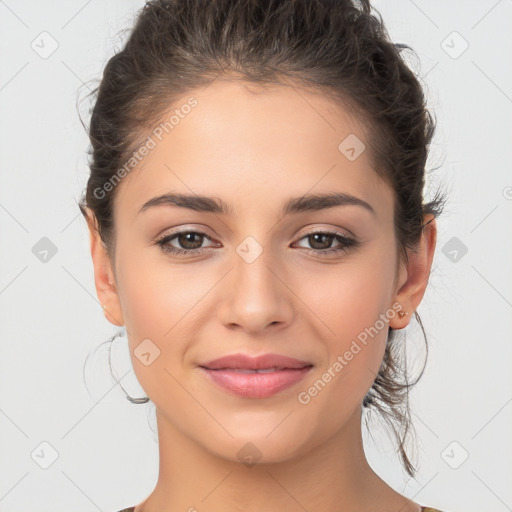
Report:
294,231,359,256
175,232,205,250
307,233,335,250
156,230,216,255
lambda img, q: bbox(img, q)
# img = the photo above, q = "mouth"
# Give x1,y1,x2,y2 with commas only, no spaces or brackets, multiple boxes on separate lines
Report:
198,353,314,398
202,366,311,373
200,352,313,370
198,365,313,399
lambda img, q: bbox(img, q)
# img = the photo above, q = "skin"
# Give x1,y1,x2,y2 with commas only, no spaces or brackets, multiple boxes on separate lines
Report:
86,79,436,512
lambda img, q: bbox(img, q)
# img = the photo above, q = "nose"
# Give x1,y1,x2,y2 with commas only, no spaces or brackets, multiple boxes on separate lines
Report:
216,244,294,334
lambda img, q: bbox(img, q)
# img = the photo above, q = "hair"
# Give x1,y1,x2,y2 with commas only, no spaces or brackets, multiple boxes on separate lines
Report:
78,0,447,478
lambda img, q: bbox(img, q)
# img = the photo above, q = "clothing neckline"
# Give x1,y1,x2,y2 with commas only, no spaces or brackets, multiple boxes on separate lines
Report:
118,505,444,512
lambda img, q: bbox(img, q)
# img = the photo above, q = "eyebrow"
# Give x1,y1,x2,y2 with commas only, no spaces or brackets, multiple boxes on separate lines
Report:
138,191,376,217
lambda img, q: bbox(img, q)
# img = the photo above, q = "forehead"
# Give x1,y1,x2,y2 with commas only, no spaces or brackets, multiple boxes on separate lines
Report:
113,79,393,223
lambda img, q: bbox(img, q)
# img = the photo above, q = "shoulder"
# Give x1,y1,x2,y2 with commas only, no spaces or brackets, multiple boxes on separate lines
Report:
115,508,135,512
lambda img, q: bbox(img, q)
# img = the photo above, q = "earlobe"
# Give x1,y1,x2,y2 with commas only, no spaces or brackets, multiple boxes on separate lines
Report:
85,209,125,327
389,215,437,330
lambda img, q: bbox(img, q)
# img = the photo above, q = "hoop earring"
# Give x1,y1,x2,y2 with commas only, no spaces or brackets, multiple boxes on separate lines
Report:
107,330,150,404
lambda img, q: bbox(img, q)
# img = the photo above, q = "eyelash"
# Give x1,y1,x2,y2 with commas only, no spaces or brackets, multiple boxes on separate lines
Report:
155,229,359,257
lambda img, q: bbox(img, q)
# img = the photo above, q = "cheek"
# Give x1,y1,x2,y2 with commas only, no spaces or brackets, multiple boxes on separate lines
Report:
295,246,396,343
292,248,395,392
114,244,219,397
114,240,189,333
113,245,179,395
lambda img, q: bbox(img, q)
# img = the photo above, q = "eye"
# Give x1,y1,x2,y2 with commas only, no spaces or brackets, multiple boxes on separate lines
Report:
293,230,359,256
155,229,359,257
155,230,218,256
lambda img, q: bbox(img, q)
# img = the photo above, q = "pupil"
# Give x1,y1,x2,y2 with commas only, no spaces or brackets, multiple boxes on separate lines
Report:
312,233,331,249
181,233,202,249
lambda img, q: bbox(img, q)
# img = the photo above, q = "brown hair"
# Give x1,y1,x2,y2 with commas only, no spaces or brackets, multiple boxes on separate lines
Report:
78,0,446,477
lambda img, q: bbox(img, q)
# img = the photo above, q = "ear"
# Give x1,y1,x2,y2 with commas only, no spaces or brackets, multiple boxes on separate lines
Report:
389,214,437,329
85,208,125,327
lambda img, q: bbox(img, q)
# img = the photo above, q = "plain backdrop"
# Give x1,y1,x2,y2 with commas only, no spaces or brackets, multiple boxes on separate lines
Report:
0,1,511,511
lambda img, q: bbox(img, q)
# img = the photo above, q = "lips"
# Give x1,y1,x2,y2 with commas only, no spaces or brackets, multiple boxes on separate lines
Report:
200,353,312,371
198,353,313,399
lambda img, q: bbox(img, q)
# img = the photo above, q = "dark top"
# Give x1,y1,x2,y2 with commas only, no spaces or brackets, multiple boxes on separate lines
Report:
117,506,446,511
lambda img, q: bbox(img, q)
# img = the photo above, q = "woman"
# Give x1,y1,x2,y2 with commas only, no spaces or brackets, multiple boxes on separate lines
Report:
79,0,447,510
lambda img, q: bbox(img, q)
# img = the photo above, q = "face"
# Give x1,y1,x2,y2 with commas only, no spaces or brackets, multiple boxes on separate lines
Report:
89,79,430,464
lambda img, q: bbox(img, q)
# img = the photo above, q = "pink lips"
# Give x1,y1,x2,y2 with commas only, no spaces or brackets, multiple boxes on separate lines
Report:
199,353,313,399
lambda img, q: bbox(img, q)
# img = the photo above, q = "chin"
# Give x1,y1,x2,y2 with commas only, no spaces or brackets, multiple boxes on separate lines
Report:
198,428,313,467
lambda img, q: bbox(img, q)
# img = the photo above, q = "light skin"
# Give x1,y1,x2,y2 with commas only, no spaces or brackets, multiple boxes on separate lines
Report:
86,79,436,512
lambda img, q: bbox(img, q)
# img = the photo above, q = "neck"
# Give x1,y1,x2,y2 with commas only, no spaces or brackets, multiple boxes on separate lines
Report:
135,406,420,512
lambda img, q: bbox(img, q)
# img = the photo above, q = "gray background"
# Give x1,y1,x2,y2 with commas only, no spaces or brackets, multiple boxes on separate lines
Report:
0,1,511,511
